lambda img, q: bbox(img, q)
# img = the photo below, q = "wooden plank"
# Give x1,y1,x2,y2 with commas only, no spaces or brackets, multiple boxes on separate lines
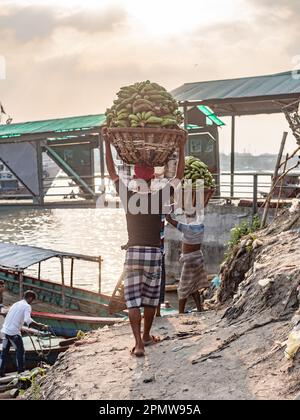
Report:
261,131,288,228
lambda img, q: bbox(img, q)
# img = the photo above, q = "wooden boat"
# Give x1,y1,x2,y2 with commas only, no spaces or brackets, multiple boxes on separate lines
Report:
0,242,177,337
1,267,127,318
0,335,69,374
31,311,123,337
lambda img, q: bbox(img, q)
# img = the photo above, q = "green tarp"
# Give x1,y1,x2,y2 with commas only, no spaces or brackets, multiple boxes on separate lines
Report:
0,114,106,139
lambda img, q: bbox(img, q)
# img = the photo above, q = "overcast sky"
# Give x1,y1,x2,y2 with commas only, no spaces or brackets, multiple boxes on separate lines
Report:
0,0,299,154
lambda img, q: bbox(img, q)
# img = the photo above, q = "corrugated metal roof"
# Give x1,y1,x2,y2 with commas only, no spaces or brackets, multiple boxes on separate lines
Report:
171,70,300,116
0,114,106,139
0,242,99,270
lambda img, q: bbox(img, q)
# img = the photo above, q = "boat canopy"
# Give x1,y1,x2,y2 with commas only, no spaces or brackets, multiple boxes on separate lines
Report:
0,242,100,271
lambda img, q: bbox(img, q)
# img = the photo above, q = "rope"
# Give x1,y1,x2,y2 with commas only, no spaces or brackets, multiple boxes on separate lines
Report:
27,329,54,362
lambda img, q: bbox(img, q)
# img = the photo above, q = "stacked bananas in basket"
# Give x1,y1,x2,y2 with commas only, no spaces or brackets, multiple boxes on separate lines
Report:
184,156,216,189
105,81,183,129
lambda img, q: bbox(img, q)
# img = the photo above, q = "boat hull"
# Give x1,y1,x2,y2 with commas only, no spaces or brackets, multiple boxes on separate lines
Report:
0,336,68,374
0,268,126,318
32,311,123,338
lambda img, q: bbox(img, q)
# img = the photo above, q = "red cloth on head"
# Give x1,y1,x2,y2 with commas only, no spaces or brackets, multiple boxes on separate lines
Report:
134,164,155,181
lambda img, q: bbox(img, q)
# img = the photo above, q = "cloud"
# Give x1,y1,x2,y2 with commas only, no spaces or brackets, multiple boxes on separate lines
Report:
0,6,57,41
247,0,300,14
62,8,128,34
245,0,300,57
0,4,128,42
0,0,298,128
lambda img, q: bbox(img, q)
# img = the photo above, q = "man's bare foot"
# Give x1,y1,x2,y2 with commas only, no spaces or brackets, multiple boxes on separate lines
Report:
130,346,145,357
143,335,161,346
130,342,145,357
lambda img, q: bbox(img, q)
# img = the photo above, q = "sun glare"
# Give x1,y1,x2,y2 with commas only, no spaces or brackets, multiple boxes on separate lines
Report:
30,0,244,37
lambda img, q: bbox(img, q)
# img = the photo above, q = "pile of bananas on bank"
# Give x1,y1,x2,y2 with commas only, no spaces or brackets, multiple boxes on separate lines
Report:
184,156,216,189
105,81,184,129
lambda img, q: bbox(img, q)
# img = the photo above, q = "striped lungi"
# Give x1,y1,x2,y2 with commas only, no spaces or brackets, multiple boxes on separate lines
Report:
177,250,209,300
124,246,162,309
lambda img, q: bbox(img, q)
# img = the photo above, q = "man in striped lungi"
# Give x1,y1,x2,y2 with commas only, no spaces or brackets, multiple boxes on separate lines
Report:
105,137,186,357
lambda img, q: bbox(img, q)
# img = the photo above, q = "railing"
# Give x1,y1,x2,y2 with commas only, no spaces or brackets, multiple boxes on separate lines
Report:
214,171,300,214
1,171,300,213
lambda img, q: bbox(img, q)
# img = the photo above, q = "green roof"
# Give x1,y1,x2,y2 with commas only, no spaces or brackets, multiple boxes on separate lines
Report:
172,70,300,116
197,105,225,126
0,114,106,139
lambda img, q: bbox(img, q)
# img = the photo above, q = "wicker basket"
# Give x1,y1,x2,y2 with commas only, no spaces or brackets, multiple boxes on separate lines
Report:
103,127,186,166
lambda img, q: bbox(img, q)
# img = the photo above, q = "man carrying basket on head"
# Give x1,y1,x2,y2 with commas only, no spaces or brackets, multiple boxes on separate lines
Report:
105,134,186,357
166,187,214,314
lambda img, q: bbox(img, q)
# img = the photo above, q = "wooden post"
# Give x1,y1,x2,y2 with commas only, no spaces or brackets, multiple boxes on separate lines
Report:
261,131,288,228
19,271,24,299
70,258,74,288
60,256,66,313
275,153,288,216
230,116,235,198
38,262,41,280
98,257,102,294
253,173,258,215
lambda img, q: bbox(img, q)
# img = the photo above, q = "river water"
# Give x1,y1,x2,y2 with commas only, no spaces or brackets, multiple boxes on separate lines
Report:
0,208,128,294
0,173,288,294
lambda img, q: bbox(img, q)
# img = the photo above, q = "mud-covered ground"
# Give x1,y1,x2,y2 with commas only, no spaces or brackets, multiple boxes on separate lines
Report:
22,204,300,400
23,311,300,400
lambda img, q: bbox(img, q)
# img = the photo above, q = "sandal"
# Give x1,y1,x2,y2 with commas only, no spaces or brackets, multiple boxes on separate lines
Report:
143,335,161,346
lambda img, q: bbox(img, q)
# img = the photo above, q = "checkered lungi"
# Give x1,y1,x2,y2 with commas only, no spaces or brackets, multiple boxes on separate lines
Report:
177,250,209,300
124,246,162,309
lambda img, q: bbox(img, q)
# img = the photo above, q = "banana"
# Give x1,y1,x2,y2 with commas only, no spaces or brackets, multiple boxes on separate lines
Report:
145,116,163,124
116,120,128,127
117,108,128,115
148,94,167,102
161,118,177,126
107,80,184,130
117,113,129,120
144,111,155,120
129,114,139,122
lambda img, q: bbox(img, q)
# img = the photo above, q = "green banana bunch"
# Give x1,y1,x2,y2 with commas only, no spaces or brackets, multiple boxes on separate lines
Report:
184,156,216,189
105,80,183,129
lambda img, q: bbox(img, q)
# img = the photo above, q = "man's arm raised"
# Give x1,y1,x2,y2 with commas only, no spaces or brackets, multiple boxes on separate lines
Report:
104,138,119,182
175,132,187,181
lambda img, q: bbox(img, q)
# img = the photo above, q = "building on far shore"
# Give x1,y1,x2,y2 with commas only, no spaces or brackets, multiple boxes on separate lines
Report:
0,162,19,192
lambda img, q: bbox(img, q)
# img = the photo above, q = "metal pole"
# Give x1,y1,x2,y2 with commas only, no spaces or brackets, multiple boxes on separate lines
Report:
98,134,105,193
70,258,74,288
98,257,102,294
230,116,235,198
253,174,258,215
36,141,44,205
60,256,66,313
19,271,24,299
183,102,189,155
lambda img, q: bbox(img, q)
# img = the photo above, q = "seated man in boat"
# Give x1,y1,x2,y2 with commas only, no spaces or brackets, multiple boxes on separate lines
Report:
0,290,48,377
105,136,186,357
